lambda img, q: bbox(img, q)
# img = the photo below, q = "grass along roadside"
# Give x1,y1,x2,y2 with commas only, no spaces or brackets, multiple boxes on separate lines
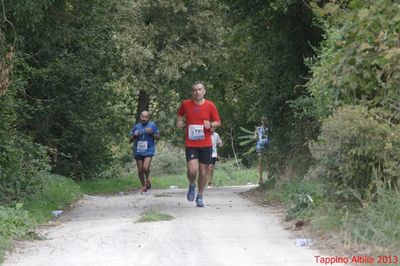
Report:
0,175,81,263
23,175,81,222
78,174,140,195
78,166,259,195
251,176,400,258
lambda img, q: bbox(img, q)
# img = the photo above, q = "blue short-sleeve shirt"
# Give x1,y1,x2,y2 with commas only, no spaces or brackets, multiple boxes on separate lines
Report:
130,121,159,156
256,126,270,152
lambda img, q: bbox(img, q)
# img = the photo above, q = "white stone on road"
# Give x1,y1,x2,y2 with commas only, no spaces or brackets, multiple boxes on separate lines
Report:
4,186,344,266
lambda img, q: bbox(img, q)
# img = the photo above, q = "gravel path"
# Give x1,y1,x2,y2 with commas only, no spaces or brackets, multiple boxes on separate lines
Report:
4,186,342,266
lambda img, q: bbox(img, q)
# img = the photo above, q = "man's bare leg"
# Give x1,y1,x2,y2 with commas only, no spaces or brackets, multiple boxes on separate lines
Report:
142,157,153,189
135,160,146,193
197,163,209,196
257,153,264,183
186,159,198,201
187,159,199,185
207,165,214,187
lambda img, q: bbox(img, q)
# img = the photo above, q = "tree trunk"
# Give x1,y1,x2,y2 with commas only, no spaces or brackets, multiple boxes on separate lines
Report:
0,30,14,96
229,126,240,170
136,90,150,122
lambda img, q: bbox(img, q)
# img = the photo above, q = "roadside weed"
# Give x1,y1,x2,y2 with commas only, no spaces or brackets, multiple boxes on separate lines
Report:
136,210,174,223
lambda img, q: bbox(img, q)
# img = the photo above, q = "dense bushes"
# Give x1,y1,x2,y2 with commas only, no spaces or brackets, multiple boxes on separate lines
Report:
307,0,400,119
0,86,51,205
0,204,35,262
143,142,186,176
267,0,400,254
301,1,400,202
0,204,35,237
205,0,322,176
0,139,50,205
309,106,400,200
0,0,126,182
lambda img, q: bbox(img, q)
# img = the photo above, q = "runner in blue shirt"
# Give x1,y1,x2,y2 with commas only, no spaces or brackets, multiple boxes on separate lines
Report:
129,111,160,194
254,115,270,184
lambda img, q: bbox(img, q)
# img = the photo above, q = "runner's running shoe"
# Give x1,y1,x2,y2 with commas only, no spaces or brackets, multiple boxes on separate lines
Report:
187,184,195,202
195,195,204,207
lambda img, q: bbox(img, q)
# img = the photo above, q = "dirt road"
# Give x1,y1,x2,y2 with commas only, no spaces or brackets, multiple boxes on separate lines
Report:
4,186,338,266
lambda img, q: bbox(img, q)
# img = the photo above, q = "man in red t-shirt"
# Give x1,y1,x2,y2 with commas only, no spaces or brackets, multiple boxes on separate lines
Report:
177,81,221,207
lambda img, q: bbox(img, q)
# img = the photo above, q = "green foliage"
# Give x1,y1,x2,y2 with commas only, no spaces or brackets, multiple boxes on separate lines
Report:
286,192,314,221
23,175,81,222
2,0,126,180
311,202,348,232
294,3,400,198
0,84,52,205
0,204,35,261
116,0,227,144
281,177,324,221
152,162,258,188
150,142,187,176
2,0,322,191
237,126,256,155
262,173,400,253
78,175,139,195
206,0,322,175
0,138,50,205
0,204,35,238
145,174,188,190
259,176,327,220
343,187,400,252
0,174,81,262
79,157,258,193
305,0,400,120
0,26,14,95
309,106,400,200
212,159,258,186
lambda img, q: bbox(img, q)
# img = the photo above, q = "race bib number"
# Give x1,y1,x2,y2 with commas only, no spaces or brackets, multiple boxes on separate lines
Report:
188,124,205,140
137,140,148,152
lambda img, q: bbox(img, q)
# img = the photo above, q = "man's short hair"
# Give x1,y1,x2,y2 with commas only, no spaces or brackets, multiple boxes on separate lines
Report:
192,81,205,89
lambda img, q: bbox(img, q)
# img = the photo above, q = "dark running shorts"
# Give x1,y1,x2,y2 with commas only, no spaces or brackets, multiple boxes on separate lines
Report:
209,157,217,165
185,147,212,165
134,154,153,161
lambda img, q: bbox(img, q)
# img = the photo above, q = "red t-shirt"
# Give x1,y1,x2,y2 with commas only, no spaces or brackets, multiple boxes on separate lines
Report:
177,99,221,147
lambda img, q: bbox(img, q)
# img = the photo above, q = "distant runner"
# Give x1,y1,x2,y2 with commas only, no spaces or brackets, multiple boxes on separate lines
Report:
129,111,160,194
254,115,270,184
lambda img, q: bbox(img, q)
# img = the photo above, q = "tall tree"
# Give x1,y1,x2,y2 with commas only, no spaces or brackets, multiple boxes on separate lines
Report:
208,0,322,172
2,0,125,179
116,0,227,126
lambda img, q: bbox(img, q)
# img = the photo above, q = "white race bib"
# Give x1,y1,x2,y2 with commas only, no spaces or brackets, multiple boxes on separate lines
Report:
137,140,148,152
188,124,205,140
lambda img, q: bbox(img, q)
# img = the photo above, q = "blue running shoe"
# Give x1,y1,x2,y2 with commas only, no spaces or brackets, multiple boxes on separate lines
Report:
187,184,195,202
195,195,204,207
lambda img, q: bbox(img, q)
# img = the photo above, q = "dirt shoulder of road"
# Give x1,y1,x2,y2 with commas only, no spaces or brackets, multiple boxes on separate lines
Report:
240,186,374,259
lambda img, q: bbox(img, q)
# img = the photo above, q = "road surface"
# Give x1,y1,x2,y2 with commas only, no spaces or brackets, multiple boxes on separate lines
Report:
4,186,341,266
